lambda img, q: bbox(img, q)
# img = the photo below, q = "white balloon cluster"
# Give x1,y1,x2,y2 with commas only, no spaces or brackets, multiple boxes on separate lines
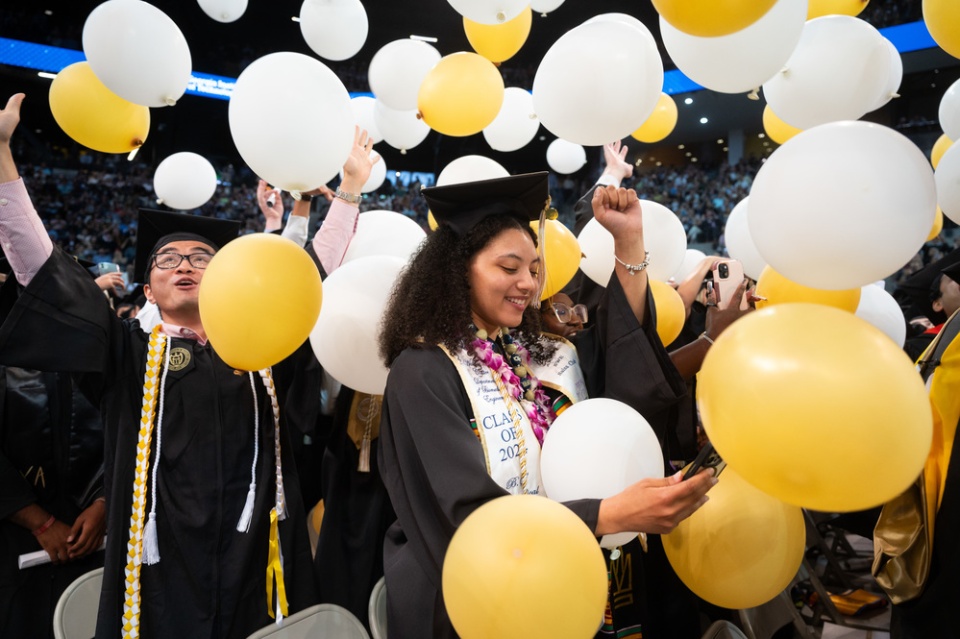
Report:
153,153,218,211
545,139,586,175
299,0,369,62
482,88,540,153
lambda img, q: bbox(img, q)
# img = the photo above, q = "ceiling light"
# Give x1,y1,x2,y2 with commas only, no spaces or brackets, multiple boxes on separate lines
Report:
44,9,53,15
678,144,685,149
691,158,698,163
656,161,662,166
685,152,692,157
699,117,708,124
37,71,57,80
291,16,300,21
758,133,766,139
410,35,439,43
723,147,728,152
684,97,693,105
717,139,724,144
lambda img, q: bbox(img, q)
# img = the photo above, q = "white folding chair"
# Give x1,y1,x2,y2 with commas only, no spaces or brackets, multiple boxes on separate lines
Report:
701,620,749,639
53,567,104,639
739,591,814,639
368,577,387,639
246,603,370,639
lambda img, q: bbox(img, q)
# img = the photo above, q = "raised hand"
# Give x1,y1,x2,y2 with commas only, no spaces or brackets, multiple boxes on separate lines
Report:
0,93,24,147
602,139,633,183
339,127,379,196
591,185,643,243
257,179,283,229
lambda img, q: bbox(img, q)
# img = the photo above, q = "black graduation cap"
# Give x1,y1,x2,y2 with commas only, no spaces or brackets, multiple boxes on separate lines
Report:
894,246,960,323
423,172,550,236
134,209,241,283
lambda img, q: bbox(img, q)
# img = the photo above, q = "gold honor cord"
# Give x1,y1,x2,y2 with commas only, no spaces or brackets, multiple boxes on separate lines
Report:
266,508,289,620
123,326,167,639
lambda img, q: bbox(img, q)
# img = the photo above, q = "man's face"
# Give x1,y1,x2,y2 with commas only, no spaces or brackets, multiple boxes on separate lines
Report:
142,240,214,318
934,274,960,318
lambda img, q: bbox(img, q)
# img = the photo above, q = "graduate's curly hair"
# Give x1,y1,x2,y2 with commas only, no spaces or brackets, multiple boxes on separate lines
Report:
379,214,552,366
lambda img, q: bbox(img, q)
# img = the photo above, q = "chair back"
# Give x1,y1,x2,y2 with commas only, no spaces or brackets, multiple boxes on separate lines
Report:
246,603,370,639
701,620,749,639
739,591,813,639
368,577,387,639
53,567,104,639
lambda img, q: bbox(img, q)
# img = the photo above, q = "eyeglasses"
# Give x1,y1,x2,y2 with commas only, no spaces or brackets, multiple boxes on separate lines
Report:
152,252,214,270
550,302,588,325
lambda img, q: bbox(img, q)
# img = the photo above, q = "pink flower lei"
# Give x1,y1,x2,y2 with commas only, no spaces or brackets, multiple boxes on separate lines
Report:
470,330,555,445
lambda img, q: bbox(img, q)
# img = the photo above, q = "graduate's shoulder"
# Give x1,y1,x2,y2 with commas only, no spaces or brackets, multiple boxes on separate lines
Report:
388,345,463,391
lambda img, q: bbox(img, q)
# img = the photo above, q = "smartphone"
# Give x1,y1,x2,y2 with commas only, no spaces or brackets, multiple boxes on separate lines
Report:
711,259,744,310
97,262,126,297
682,442,726,480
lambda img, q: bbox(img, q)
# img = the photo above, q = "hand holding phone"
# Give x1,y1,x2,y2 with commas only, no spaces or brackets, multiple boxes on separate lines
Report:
711,259,745,310
682,442,726,480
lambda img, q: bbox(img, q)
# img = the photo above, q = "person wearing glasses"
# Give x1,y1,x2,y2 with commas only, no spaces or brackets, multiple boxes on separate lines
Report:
0,93,377,639
540,292,588,338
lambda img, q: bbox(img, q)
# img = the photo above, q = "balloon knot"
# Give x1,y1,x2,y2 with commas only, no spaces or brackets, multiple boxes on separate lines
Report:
747,88,760,101
164,97,177,107
891,92,901,99
496,11,506,22
540,12,547,17
416,111,423,120
400,149,407,155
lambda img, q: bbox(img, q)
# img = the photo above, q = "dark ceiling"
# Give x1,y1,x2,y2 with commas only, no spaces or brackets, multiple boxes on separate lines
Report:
0,0,958,177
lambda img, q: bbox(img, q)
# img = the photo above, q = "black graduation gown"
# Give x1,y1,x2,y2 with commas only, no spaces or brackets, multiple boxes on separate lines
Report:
378,275,690,639
313,387,395,629
0,366,105,639
0,249,318,639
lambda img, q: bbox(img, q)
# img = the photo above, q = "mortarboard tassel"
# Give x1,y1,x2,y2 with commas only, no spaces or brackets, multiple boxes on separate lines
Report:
142,512,160,565
237,483,257,533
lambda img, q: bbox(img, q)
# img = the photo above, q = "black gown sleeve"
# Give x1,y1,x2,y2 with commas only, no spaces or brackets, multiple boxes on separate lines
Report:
0,449,36,521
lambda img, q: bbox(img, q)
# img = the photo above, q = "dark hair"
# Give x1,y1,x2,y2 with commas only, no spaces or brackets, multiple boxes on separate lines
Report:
379,214,552,366
930,274,944,303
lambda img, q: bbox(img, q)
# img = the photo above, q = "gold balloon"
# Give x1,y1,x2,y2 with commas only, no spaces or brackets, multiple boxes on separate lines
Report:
418,52,505,137
931,133,952,169
663,469,806,609
443,495,607,639
649,280,685,346
199,233,323,371
531,219,581,300
631,93,678,144
755,266,861,313
807,0,870,19
762,105,803,146
49,62,150,154
697,304,933,512
464,7,532,63
928,207,944,242
924,0,960,59
652,0,778,37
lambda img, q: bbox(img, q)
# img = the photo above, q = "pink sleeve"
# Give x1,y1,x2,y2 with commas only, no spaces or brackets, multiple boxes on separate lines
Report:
312,198,359,275
0,178,54,286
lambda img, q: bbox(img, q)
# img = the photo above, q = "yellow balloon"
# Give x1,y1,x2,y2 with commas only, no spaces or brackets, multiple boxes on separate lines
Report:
531,219,581,300
443,495,607,639
428,211,439,231
931,133,952,169
663,468,805,609
418,52,504,137
649,280,685,346
755,266,861,313
762,105,803,146
48,62,150,154
697,304,933,512
652,0,778,37
464,7,532,63
807,0,870,19
631,93,678,144
928,207,944,242
924,0,960,59
199,233,323,371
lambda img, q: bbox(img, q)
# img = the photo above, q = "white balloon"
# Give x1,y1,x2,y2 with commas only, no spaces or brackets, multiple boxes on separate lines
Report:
446,0,527,24
530,0,564,13
374,101,431,152
749,121,937,290
935,142,960,225
437,155,509,186
197,0,248,23
533,19,663,146
339,151,386,193
855,285,907,347
483,87,540,152
578,200,687,285
153,152,218,211
368,40,442,111
310,256,405,394
229,52,354,192
871,38,902,112
300,0,368,61
724,197,768,280
540,398,664,550
939,78,960,142
350,96,383,144
341,210,426,264
673,249,707,283
546,139,586,175
82,0,192,107
762,16,891,130
659,0,806,95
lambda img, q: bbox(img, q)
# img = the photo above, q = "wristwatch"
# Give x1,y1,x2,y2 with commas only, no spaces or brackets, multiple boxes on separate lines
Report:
335,187,362,204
